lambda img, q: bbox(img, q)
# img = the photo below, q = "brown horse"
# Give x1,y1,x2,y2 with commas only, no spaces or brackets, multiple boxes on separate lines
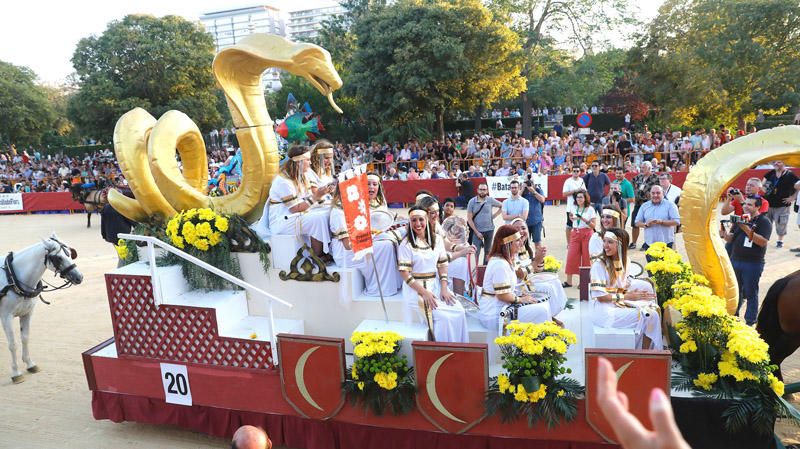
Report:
70,186,109,228
756,269,800,381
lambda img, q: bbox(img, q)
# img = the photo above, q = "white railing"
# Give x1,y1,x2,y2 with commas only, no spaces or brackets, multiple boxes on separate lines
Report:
117,233,292,365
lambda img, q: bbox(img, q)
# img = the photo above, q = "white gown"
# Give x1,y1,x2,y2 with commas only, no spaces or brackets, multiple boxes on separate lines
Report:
398,237,469,343
516,249,566,317
480,257,551,335
266,175,331,252
329,207,401,297
589,260,663,349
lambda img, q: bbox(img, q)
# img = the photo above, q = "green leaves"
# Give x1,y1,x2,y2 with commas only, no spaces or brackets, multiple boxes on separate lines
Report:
67,15,222,140
0,61,57,146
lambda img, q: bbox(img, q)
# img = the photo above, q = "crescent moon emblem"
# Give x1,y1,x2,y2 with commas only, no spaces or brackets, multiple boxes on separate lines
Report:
426,353,466,423
295,346,323,411
615,361,634,380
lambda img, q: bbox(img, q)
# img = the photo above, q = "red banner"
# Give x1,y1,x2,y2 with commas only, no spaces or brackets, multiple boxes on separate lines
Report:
339,172,373,258
0,192,85,214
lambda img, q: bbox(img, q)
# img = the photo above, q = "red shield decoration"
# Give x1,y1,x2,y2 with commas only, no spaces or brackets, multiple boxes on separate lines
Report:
278,334,346,420
585,348,672,444
413,341,488,434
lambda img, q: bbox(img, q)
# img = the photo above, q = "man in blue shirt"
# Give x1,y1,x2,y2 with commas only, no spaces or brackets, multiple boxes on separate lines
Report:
635,185,680,261
502,180,529,224
583,162,610,213
522,180,546,249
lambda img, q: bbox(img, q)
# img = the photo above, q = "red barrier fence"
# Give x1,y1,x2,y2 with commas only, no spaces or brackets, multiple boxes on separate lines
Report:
0,192,85,215
381,168,797,203
0,168,794,214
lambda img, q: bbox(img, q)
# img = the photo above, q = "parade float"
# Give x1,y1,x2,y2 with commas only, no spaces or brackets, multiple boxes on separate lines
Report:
81,34,800,448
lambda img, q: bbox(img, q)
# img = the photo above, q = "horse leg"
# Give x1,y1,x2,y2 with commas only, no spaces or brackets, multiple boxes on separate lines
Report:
87,209,92,228
19,312,38,374
1,314,23,383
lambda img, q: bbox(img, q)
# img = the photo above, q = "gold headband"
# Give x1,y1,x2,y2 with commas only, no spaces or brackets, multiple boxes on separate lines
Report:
502,232,521,244
602,209,621,219
367,174,381,182
291,152,311,162
316,148,334,155
409,210,428,219
603,231,619,241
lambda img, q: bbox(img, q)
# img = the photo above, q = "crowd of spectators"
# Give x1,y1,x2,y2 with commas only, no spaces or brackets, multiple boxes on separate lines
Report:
332,124,751,181
0,147,121,193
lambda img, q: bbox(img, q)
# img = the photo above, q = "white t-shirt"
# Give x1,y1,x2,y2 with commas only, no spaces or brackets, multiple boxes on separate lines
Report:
567,204,597,229
562,176,586,209
663,184,682,204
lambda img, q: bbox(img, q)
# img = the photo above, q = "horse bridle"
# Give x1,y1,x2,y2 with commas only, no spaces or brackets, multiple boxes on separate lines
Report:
0,238,79,303
44,237,79,281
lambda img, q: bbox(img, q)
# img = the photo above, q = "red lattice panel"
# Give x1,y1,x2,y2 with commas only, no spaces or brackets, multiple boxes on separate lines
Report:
105,274,273,370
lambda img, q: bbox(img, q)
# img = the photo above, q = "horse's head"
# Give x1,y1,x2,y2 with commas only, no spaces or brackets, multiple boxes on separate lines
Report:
42,233,83,285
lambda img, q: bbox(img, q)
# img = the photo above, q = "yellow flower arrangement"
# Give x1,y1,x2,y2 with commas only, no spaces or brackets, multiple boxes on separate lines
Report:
542,255,562,273
489,320,583,426
115,239,129,260
345,330,415,415
165,208,231,252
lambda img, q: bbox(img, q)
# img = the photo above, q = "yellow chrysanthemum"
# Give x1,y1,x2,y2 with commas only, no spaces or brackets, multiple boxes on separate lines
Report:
195,222,212,238
194,238,210,251
498,374,511,394
693,372,718,391
680,340,698,354
768,374,785,397
215,216,229,232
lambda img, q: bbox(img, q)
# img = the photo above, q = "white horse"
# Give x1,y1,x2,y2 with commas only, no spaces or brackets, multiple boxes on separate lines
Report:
0,233,83,383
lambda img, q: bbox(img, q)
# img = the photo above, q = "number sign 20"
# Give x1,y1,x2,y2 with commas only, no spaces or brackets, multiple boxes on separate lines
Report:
160,363,193,406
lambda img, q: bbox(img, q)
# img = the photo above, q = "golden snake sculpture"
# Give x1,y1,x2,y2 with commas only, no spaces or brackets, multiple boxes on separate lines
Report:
108,34,342,223
108,32,800,316
682,125,800,313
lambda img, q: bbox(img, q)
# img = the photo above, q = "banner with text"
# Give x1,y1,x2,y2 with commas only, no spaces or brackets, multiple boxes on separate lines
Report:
339,169,373,260
485,175,548,199
0,193,23,212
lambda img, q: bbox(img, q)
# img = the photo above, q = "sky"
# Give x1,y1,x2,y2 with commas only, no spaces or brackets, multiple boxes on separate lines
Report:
0,0,664,85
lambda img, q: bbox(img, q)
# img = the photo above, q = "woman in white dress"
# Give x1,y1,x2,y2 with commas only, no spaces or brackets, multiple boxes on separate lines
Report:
479,225,552,335
263,145,332,257
417,195,475,296
307,139,335,202
589,228,662,349
588,204,624,261
398,206,469,343
509,218,566,318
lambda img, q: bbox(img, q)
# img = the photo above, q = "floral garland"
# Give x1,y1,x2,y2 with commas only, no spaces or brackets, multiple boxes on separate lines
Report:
342,331,416,415
666,280,799,435
644,242,696,306
486,321,583,427
542,255,562,273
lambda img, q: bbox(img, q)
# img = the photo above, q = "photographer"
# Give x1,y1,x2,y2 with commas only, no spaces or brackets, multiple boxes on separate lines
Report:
522,177,546,251
721,196,771,325
455,172,474,208
602,183,628,225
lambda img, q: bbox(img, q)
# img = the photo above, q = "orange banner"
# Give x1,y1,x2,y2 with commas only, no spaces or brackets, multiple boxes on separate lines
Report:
339,172,373,259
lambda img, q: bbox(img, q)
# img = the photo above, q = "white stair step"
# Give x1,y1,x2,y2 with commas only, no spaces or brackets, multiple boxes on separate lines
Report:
165,290,248,333
111,262,190,298
220,316,304,341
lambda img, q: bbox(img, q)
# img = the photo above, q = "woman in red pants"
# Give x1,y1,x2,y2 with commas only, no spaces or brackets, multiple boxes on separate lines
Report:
563,191,596,287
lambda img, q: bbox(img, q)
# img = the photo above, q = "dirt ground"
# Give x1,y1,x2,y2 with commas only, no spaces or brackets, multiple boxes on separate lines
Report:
0,206,798,448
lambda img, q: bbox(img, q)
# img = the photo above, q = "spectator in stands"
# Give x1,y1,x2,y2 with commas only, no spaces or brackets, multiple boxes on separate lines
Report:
635,185,680,259
467,183,503,264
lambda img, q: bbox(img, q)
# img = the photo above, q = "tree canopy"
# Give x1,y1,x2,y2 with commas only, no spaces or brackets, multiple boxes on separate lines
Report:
348,0,525,140
631,0,800,129
67,14,222,140
0,61,56,146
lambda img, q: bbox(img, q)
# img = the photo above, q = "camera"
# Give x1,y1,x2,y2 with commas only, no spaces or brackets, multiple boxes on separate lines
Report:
729,214,751,224
729,188,741,196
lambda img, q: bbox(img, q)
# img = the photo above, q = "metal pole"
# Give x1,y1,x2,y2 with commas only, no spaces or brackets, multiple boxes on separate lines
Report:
368,251,389,322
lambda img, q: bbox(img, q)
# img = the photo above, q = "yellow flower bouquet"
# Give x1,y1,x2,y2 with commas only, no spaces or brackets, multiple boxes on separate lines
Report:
666,282,797,435
486,321,583,427
343,331,415,415
542,255,562,273
115,238,139,266
645,243,694,306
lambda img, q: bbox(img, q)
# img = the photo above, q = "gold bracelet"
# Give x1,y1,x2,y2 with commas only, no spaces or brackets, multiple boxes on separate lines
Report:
405,277,414,285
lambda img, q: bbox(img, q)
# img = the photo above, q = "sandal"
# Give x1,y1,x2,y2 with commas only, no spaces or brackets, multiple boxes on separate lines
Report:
562,282,572,288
